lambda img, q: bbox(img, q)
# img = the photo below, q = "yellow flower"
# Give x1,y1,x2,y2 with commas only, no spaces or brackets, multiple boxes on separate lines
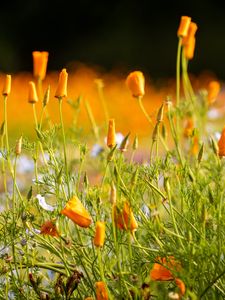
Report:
2,74,11,96
126,71,145,98
93,221,105,247
28,81,38,104
60,196,92,228
55,68,68,98
32,51,49,80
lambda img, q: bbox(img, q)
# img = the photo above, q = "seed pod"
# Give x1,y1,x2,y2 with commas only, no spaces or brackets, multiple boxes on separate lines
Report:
210,137,218,156
120,132,130,152
152,124,159,142
110,183,116,205
157,103,164,123
132,135,138,150
197,143,204,163
15,136,23,156
131,168,139,187
43,85,50,107
107,144,117,162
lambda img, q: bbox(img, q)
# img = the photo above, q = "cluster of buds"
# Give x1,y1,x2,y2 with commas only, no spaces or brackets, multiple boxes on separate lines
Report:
177,16,198,60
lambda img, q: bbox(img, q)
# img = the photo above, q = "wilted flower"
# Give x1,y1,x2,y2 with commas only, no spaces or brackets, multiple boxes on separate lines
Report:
126,71,145,98
61,196,92,228
32,51,49,80
36,194,55,212
40,220,59,237
114,201,138,231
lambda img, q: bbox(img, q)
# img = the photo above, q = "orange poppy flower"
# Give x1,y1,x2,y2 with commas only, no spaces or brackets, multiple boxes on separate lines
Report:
2,74,11,96
183,118,194,137
61,196,92,228
95,281,108,300
177,16,191,38
126,71,145,98
107,119,116,148
55,68,68,98
150,256,180,281
207,81,220,105
32,51,49,80
184,36,196,60
93,221,106,247
218,126,225,157
114,201,138,231
28,81,39,104
175,278,186,296
40,220,59,237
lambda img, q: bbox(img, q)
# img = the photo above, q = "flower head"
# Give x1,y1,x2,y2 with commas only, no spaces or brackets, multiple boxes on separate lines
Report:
32,51,49,80
126,71,145,98
61,196,92,228
36,194,55,211
184,36,196,60
150,256,179,281
55,68,68,99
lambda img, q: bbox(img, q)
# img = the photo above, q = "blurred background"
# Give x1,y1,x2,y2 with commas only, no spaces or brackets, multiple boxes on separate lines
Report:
1,0,225,79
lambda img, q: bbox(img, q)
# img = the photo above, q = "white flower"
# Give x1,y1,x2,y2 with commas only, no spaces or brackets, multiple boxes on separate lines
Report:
36,194,55,211
91,144,104,157
17,155,34,173
104,132,125,148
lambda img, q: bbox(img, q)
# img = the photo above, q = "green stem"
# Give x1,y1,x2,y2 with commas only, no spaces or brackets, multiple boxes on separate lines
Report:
58,97,71,197
176,38,182,108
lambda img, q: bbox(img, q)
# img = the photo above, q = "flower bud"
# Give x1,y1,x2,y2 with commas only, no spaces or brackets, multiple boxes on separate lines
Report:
93,221,105,247
15,136,22,156
28,81,38,104
107,119,116,148
126,71,145,98
95,281,108,300
177,16,191,37
2,75,11,96
32,51,49,80
55,68,68,99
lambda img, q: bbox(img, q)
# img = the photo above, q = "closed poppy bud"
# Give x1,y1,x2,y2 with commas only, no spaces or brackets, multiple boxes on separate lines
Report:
55,68,68,98
126,71,145,98
95,281,108,300
175,278,186,296
94,221,105,247
182,22,198,45
184,36,196,60
107,119,116,148
32,51,49,80
218,126,225,157
28,81,39,104
61,196,92,228
177,16,191,37
114,201,138,231
207,81,220,105
2,75,11,96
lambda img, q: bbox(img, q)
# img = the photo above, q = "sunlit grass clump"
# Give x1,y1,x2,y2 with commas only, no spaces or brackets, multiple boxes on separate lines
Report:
0,16,225,300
